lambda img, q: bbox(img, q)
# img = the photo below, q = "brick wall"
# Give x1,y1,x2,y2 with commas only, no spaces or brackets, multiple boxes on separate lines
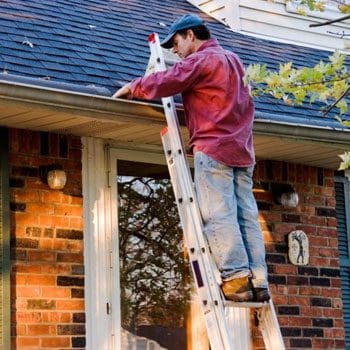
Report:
9,129,85,350
252,160,345,349
8,128,346,349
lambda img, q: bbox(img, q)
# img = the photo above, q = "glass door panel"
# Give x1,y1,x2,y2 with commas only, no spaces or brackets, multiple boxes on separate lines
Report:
118,159,198,350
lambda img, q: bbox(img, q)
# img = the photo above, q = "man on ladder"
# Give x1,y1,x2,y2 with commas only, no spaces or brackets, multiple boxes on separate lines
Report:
114,13,270,304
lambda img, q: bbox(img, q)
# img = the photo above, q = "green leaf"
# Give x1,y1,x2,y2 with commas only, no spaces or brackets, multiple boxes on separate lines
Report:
339,4,350,14
339,152,350,170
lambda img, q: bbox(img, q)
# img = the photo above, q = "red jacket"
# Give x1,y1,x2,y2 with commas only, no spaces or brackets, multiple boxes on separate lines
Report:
130,38,255,167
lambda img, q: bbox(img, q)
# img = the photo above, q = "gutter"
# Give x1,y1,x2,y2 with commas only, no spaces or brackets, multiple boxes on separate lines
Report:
0,79,349,148
0,80,167,125
254,113,350,148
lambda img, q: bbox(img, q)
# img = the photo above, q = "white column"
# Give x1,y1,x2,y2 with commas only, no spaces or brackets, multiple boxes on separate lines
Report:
82,137,120,350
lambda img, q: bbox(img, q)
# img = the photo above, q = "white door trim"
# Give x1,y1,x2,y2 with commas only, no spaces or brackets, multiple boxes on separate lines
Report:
82,137,120,350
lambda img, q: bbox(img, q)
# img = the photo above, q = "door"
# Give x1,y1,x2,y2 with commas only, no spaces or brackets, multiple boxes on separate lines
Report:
110,147,208,350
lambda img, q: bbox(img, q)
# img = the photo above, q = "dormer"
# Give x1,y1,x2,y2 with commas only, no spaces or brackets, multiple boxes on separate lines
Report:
187,0,350,51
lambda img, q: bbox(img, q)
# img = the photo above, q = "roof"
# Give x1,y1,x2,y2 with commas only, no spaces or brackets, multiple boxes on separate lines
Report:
0,0,349,130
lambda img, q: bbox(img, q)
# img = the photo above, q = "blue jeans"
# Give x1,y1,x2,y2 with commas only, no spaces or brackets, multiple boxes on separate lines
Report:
194,151,268,288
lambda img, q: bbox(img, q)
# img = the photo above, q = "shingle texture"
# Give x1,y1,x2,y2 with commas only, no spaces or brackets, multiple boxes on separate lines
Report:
0,0,349,129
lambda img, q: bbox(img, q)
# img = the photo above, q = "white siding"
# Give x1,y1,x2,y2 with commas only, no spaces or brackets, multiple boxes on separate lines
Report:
187,0,350,51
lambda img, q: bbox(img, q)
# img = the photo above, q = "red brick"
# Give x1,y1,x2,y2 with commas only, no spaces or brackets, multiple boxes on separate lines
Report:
286,317,312,327
41,287,71,298
304,194,325,206
26,202,55,214
42,312,71,323
39,238,54,250
309,256,330,265
274,265,297,275
317,227,338,237
324,308,343,317
57,252,83,264
272,294,288,304
27,275,56,286
309,236,328,246
324,328,345,338
27,251,56,262
335,339,346,348
327,217,337,227
16,324,27,336
54,204,83,216
299,286,321,296
295,224,317,235
27,325,56,336
331,279,342,288
69,217,83,229
15,312,42,325
41,337,70,347
16,336,40,348
26,178,47,189
39,215,70,227
304,215,327,226
14,212,40,226
312,339,336,348
41,264,71,275
319,247,338,258
56,300,84,311
16,287,41,298
300,306,323,317
41,191,66,204
12,189,41,203
13,264,42,274
288,296,310,306
320,288,342,298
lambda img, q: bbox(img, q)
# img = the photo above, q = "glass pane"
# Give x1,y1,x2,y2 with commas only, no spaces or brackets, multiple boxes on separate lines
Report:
118,160,197,350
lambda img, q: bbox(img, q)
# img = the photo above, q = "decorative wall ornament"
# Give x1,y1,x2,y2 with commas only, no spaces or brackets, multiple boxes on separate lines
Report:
288,230,309,266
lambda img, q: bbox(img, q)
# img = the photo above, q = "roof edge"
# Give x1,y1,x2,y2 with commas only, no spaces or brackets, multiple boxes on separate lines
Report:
0,79,167,125
0,80,349,148
254,118,350,148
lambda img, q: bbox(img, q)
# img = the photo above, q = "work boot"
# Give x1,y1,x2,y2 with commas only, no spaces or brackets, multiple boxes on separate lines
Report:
253,288,270,302
221,276,253,302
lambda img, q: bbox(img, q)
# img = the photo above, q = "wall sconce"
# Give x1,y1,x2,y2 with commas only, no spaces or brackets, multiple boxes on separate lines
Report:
271,183,299,208
40,164,67,190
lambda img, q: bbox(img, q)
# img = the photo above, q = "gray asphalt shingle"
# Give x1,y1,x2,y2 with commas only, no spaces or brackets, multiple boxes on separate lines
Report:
0,0,349,129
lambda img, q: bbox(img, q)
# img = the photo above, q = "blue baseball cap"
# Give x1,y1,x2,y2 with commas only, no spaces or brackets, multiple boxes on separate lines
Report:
161,14,204,49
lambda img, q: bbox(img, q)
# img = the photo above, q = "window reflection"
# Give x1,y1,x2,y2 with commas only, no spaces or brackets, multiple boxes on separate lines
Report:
118,160,193,349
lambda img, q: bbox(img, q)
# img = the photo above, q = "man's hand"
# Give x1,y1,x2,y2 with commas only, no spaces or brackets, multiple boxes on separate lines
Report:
112,83,132,99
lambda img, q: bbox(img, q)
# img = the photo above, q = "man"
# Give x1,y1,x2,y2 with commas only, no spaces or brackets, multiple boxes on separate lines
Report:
114,14,270,302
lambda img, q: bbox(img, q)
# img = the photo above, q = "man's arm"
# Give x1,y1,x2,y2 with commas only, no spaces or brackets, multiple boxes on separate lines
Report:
112,55,203,100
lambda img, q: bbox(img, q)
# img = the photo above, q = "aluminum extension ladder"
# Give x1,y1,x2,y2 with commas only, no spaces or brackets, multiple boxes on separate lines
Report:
147,32,285,350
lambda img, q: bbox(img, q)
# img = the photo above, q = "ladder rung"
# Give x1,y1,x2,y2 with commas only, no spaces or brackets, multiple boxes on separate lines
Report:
225,301,267,308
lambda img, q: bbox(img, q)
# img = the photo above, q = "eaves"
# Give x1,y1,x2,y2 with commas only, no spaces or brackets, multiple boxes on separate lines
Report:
0,80,349,169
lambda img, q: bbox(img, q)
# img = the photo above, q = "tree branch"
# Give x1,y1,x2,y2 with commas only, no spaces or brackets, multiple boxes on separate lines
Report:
310,13,350,27
323,86,350,116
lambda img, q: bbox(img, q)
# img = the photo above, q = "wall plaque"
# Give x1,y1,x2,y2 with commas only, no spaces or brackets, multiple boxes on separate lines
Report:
288,230,309,266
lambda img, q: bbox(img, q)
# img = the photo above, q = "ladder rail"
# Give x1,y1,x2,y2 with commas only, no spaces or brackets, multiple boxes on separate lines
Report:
161,117,233,350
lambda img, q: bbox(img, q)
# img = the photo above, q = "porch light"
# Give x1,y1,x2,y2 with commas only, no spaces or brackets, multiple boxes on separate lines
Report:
40,163,67,190
271,182,299,208
47,169,67,190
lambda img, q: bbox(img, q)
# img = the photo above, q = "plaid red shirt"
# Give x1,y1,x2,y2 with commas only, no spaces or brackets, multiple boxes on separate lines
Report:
130,38,255,167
